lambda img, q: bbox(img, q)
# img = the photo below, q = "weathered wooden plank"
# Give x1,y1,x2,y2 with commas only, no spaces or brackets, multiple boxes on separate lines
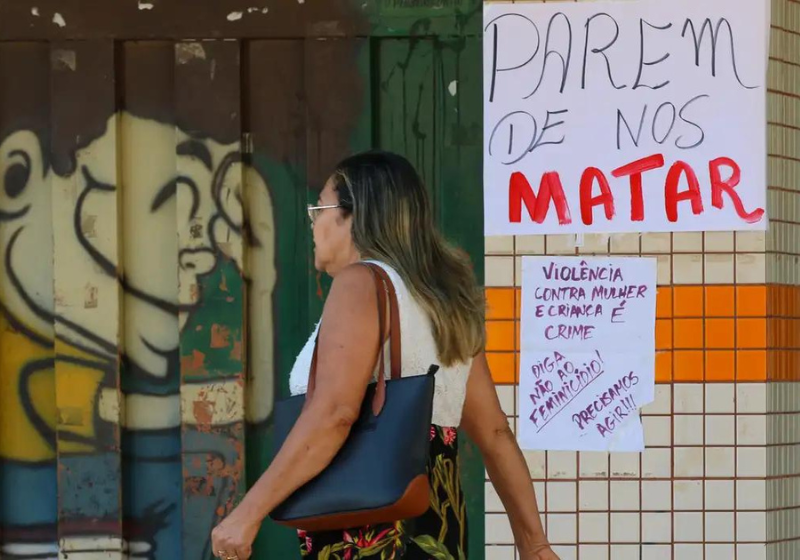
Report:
376,38,437,207
118,40,183,560
0,41,59,560
49,39,124,559
173,39,247,560
244,38,306,559
305,37,372,320
0,0,481,40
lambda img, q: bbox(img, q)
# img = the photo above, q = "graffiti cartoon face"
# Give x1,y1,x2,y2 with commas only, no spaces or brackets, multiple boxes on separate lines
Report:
0,114,264,378
0,112,275,559
0,129,55,341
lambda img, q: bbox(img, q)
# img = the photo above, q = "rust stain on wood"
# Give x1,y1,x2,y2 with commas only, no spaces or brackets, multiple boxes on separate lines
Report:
193,399,214,425
210,324,231,348
229,340,242,361
181,349,207,375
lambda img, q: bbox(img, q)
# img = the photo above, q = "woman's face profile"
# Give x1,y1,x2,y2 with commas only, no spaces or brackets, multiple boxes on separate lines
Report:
312,177,356,276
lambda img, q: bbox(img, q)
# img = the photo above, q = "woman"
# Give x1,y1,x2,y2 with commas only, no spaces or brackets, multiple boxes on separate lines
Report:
211,151,558,560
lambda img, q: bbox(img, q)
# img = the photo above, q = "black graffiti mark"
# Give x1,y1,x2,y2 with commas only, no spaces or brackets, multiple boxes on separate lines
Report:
18,358,57,451
177,139,213,172
211,151,244,235
178,247,215,272
150,177,201,221
76,166,209,316
7,225,118,359
120,435,180,459
121,344,180,391
6,227,57,326
5,149,32,199
0,299,53,349
136,497,177,536
53,353,118,449
75,165,117,279
0,202,30,221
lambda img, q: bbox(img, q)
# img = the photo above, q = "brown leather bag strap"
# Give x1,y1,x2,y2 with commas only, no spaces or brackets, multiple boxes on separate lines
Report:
365,264,401,381
305,263,399,417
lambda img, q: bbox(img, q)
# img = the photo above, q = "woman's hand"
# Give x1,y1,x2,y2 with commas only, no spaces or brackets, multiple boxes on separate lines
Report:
520,543,560,560
210,505,261,560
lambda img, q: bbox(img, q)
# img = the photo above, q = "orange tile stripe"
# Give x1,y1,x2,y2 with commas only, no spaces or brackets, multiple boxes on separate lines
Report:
485,285,800,384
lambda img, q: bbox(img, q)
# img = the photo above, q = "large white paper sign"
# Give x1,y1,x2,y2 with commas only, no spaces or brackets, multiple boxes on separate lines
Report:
519,257,656,451
484,0,769,235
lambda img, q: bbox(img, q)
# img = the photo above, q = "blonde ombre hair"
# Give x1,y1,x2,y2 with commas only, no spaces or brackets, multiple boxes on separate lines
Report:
331,150,485,367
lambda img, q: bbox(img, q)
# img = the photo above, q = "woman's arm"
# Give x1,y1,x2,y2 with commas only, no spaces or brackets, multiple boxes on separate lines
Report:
211,264,381,559
460,352,558,559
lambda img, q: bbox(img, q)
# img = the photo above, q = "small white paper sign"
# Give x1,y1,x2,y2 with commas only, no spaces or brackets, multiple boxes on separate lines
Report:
483,0,769,236
519,256,657,452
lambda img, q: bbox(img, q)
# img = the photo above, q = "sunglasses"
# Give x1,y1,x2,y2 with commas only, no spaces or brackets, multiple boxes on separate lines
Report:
307,204,343,224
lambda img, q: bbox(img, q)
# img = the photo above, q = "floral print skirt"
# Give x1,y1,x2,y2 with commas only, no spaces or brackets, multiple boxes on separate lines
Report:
297,425,468,559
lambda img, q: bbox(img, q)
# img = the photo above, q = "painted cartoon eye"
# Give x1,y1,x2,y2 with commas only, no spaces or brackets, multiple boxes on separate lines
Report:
4,150,31,199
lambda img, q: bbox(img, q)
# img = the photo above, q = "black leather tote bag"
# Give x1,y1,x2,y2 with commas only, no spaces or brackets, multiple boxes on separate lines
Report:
269,263,437,532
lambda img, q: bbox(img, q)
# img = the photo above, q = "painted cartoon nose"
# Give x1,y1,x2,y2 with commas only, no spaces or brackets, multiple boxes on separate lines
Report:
178,248,215,275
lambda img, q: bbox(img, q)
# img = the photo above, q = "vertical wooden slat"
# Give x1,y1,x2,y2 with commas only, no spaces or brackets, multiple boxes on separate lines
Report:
0,42,58,559
376,38,437,202
49,40,123,559
305,37,372,317
245,38,306,559
173,39,246,560
119,41,182,560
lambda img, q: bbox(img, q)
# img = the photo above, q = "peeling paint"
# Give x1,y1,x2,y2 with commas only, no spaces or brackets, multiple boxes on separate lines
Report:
84,284,98,309
227,11,244,21
175,42,206,64
311,20,345,36
51,49,77,72
52,12,66,27
31,7,40,16
138,1,155,10
448,80,458,96
180,349,207,377
81,214,97,237
210,324,231,348
230,340,243,361
193,400,214,425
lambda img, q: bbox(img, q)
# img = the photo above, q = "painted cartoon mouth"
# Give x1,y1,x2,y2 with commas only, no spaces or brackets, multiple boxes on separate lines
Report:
0,204,30,221
5,226,56,327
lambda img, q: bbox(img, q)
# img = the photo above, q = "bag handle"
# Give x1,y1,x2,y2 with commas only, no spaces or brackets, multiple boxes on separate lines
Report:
306,262,402,416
